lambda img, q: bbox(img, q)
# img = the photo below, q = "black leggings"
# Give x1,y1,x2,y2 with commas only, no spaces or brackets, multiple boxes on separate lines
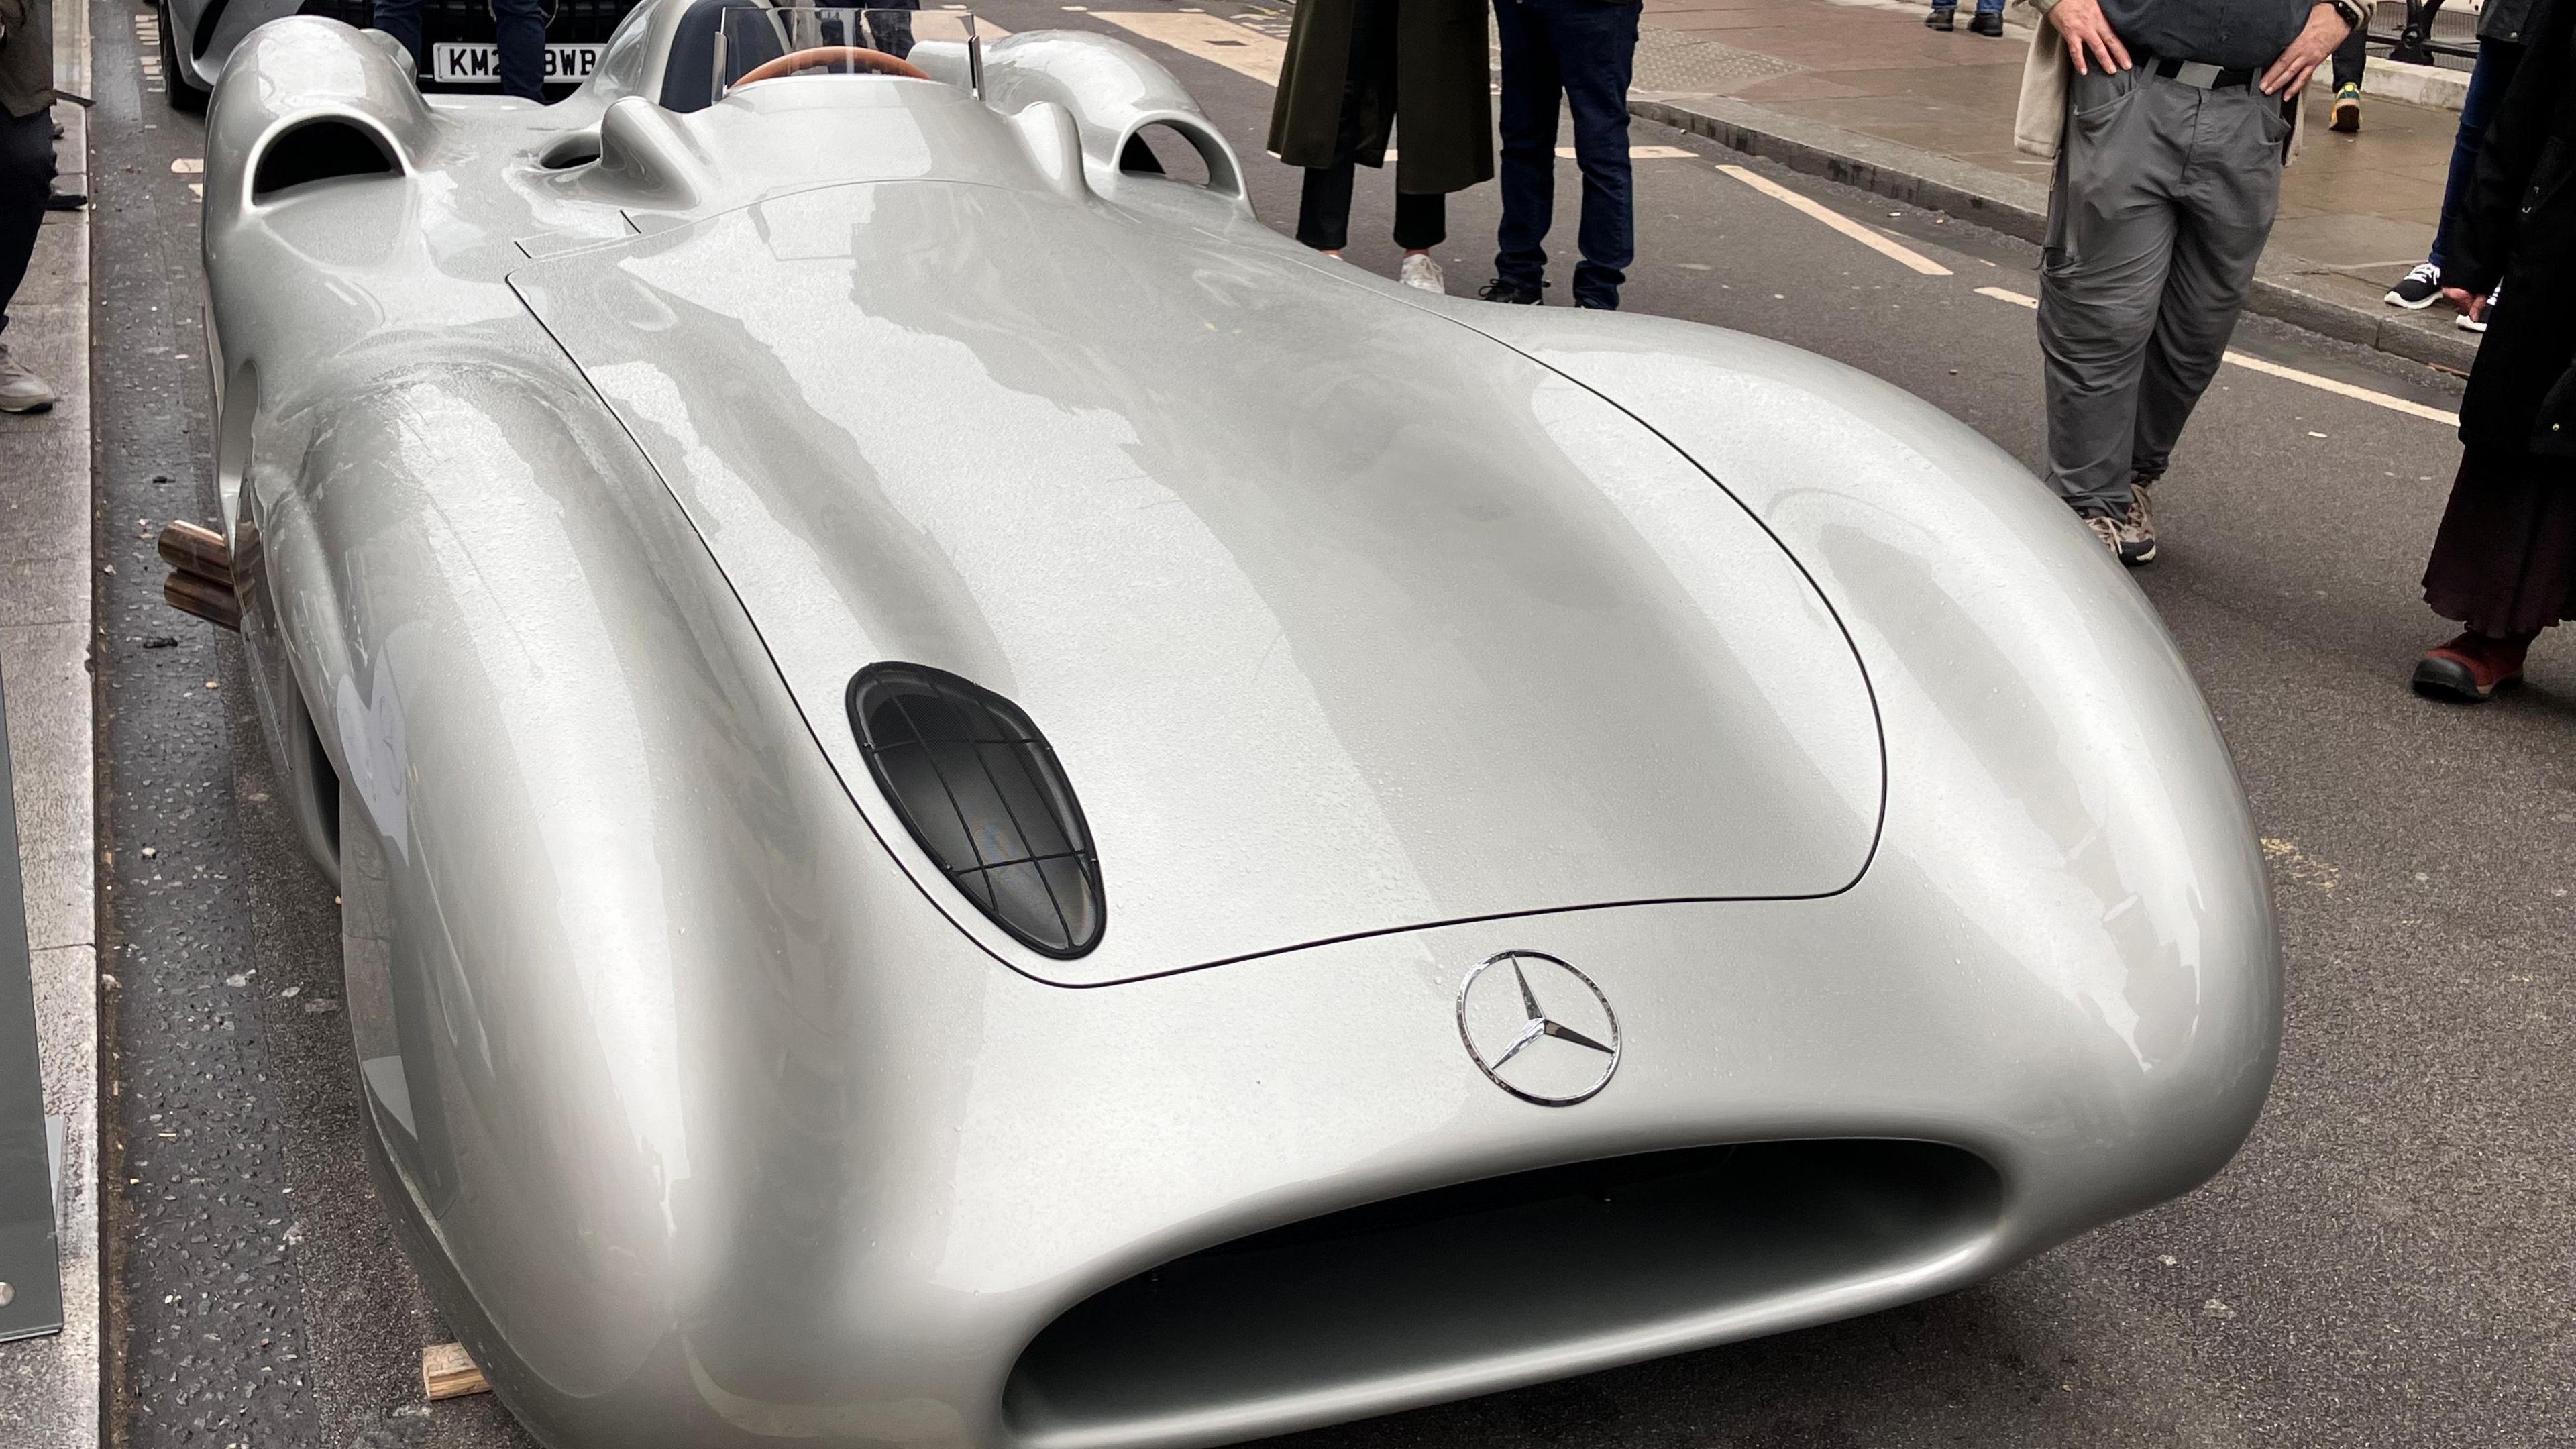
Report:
1297,166,1446,251
0,108,54,341
1291,0,1446,252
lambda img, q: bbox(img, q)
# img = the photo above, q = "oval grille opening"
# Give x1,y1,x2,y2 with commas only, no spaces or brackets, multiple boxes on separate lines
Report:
847,663,1104,958
1004,1141,2002,1446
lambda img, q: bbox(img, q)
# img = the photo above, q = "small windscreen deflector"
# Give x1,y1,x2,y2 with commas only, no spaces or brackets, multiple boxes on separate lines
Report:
847,663,1104,958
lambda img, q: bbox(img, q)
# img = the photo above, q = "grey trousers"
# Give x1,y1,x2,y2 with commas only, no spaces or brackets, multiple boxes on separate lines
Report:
2038,68,2292,516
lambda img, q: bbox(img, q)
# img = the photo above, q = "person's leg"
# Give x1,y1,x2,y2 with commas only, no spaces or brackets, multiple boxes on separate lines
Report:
2037,69,2183,523
1556,0,1639,309
0,110,53,341
1297,162,1358,252
1924,0,1957,30
492,0,553,102
370,0,427,77
0,109,57,409
1393,191,1446,251
2129,87,2286,487
2329,23,2365,131
2330,23,2365,89
2426,40,2523,271
1967,0,2004,35
1491,0,1562,294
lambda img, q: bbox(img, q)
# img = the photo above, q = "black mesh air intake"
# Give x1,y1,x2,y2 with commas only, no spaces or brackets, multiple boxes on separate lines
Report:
847,664,1105,959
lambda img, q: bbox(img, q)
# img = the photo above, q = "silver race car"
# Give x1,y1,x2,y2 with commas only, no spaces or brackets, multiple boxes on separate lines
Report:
171,5,2282,1445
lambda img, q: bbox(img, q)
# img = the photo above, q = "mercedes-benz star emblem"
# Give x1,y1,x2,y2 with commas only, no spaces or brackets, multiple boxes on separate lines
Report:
1455,951,1621,1106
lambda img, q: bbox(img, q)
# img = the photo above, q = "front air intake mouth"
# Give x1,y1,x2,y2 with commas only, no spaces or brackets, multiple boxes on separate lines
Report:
1004,1140,2002,1447
847,663,1104,958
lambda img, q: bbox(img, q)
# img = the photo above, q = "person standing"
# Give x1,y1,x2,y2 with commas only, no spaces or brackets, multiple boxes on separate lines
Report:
1927,0,2009,38
374,0,553,103
0,0,53,412
1479,0,1642,309
1270,0,1493,294
2410,0,2575,700
2015,0,2365,564
2381,0,2542,324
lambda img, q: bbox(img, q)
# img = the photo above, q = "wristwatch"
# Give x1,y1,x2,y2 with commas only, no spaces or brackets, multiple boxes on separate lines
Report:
2330,0,2368,32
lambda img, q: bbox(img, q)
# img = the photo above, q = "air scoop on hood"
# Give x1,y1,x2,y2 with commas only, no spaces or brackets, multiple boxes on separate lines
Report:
510,179,1884,986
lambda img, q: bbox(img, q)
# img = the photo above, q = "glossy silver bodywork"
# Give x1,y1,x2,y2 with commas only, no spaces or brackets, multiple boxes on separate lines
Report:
200,9,2281,1447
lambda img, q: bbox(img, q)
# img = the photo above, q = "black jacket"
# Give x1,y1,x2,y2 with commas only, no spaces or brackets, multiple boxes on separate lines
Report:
1269,0,1493,196
2483,0,2543,47
2451,0,2576,458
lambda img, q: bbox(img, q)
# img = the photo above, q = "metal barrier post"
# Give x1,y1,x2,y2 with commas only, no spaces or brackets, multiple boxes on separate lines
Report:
0,657,65,1344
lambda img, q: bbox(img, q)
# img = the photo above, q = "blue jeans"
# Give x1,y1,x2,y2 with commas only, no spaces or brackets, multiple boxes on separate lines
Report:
373,0,552,102
1929,0,2006,13
2428,40,2524,271
1494,0,1640,309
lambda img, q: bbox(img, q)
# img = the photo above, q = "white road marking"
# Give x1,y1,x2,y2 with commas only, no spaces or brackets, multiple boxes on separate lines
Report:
1095,11,1285,84
1717,163,1952,276
1975,286,2461,426
170,158,203,174
188,182,202,198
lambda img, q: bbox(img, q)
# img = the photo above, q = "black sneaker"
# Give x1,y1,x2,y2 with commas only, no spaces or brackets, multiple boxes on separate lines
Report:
1478,278,1544,305
1968,9,2003,34
2384,261,2441,309
1924,5,1956,27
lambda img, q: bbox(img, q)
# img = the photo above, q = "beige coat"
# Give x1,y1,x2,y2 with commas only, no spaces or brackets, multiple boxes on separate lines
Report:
2007,0,2306,165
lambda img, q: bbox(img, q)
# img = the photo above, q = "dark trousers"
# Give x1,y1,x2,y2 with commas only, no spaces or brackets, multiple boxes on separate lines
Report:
373,0,552,101
2428,40,2525,272
1294,0,1446,252
0,109,53,343
1493,0,1639,308
2330,23,2366,89
1298,166,1446,250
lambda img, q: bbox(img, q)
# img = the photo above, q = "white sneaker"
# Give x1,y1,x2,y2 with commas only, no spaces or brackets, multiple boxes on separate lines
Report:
1399,253,1446,294
2457,282,2499,333
0,345,54,413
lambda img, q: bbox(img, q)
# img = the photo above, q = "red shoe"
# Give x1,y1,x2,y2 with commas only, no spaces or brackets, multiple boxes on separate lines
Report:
2411,631,2533,702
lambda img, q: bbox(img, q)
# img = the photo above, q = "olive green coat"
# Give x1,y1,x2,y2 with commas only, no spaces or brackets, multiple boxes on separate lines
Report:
1266,0,1494,196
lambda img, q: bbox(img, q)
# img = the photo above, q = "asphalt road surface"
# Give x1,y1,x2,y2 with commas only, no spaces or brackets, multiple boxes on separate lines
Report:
86,0,2573,1445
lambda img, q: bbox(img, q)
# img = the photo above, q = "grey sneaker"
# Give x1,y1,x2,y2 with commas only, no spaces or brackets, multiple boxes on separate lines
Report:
2083,513,2125,558
2082,508,2153,566
2123,477,2159,564
0,345,55,413
1398,253,1446,294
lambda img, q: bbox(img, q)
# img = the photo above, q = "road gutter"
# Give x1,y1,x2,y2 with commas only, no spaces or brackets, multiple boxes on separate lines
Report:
0,0,99,1443
1631,89,2482,376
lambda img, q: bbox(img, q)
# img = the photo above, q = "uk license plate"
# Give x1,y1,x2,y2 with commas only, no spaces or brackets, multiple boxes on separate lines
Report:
430,42,602,85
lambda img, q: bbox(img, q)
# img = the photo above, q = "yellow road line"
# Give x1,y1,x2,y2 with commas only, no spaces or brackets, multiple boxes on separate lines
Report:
1094,12,1285,85
1717,163,1952,277
1974,286,2461,426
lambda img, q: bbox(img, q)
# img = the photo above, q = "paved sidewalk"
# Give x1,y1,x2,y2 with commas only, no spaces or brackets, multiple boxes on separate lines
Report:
0,2,99,1446
1629,0,2483,368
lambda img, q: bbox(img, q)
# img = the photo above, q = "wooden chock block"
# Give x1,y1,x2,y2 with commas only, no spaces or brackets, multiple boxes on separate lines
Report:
422,1341,492,1401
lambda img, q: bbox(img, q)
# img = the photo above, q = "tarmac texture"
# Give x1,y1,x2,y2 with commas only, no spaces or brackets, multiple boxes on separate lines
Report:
83,0,2574,1445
